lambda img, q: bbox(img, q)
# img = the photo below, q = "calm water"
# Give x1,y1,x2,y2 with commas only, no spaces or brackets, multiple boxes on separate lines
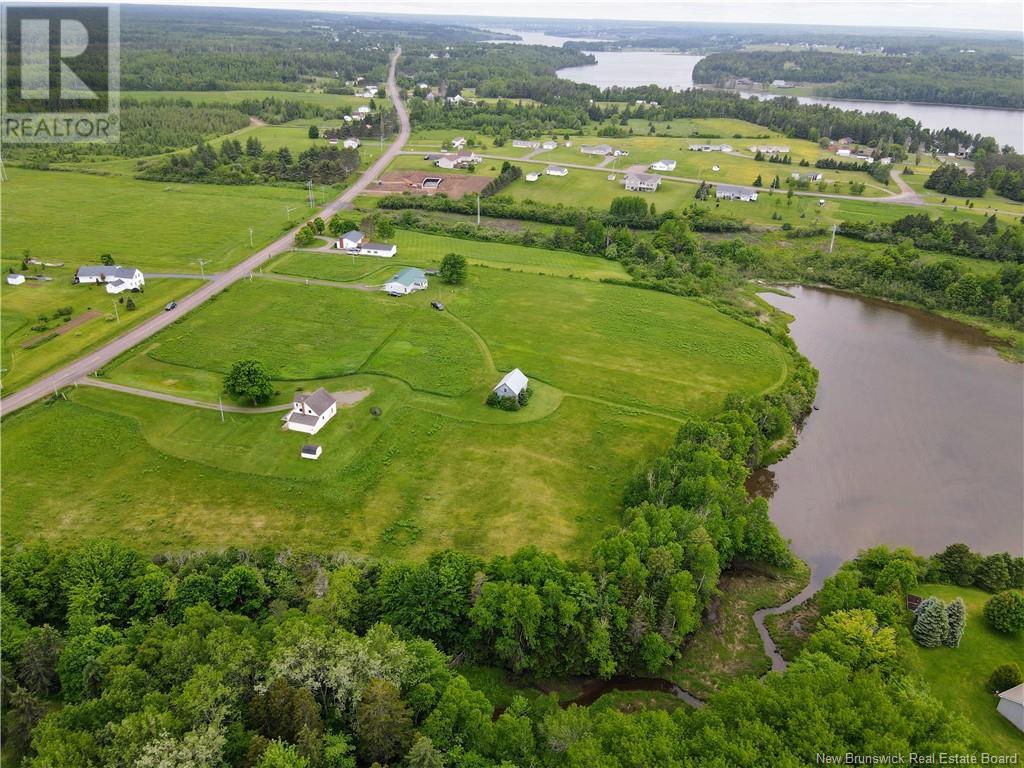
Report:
554,47,1024,149
755,286,1023,591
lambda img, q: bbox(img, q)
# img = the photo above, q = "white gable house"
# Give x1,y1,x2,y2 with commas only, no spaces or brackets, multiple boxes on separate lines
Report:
358,242,397,257
338,230,364,251
7,274,25,285
650,159,676,172
343,138,360,149
716,184,758,202
74,266,145,294
624,173,661,192
283,388,337,435
493,368,528,400
545,165,568,177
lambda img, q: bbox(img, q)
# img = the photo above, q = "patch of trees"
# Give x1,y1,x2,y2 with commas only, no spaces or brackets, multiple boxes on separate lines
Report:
926,151,1024,202
928,544,1024,592
924,164,988,197
693,50,1024,109
139,140,360,186
223,359,274,405
838,213,1024,263
438,253,468,284
983,591,1024,634
479,161,522,198
815,157,891,184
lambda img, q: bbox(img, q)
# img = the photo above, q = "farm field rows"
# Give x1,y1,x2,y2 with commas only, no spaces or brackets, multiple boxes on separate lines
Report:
2,239,790,559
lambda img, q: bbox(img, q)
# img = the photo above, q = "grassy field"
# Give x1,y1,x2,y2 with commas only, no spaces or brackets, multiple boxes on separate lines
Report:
123,89,381,110
1,274,200,394
2,240,789,559
909,585,1024,756
2,167,308,273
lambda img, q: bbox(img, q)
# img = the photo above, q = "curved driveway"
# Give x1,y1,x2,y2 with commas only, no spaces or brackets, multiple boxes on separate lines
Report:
1,47,410,416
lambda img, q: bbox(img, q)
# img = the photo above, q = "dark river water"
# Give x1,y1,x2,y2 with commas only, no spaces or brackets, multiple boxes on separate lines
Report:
756,286,1024,593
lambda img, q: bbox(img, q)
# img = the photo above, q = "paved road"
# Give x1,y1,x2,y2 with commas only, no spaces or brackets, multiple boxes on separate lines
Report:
0,47,410,416
81,378,370,413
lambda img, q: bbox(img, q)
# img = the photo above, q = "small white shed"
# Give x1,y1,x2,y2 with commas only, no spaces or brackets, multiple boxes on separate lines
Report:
493,368,528,399
997,684,1024,732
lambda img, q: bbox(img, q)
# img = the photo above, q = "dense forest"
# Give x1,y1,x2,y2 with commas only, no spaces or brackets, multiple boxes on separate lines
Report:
692,50,1024,108
925,148,1024,202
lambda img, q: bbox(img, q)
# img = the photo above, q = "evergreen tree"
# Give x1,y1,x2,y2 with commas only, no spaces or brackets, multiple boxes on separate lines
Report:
945,597,966,648
753,174,763,187
912,596,948,647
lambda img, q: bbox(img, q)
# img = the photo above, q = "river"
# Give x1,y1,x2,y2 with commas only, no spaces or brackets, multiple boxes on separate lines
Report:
546,39,1024,149
754,286,1023,595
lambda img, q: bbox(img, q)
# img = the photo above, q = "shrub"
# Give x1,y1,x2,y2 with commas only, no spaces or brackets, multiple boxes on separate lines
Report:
439,253,468,285
983,591,1024,634
517,387,532,407
485,391,500,407
988,663,1023,693
945,597,966,648
498,396,520,411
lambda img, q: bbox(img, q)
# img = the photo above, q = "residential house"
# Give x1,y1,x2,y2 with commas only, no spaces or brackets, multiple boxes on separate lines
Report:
493,368,528,400
6,273,25,285
446,94,466,105
623,173,661,192
771,79,793,88
688,144,733,152
283,388,337,435
541,140,558,150
434,151,480,170
879,157,892,165
716,184,758,202
343,138,360,149
338,230,364,251
357,242,397,258
417,82,430,90
997,684,1023,732
836,148,852,156
328,138,339,146
74,266,145,294
384,267,428,295
749,145,790,154
451,136,467,149
581,143,614,156
545,165,568,177
357,105,371,115
512,139,540,149
525,172,540,182
650,159,676,172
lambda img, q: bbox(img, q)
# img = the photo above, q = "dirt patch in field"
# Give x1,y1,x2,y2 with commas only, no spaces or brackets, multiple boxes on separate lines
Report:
363,170,491,199
21,310,102,348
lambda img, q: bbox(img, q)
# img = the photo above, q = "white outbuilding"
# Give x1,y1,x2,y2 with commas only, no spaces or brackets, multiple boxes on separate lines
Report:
338,230,364,250
493,368,528,400
650,159,676,172
997,684,1024,732
283,388,337,435
343,138,360,149
545,165,568,177
6,273,25,285
357,242,397,257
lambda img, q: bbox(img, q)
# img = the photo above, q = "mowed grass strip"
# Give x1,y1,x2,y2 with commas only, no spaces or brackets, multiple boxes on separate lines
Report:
2,167,307,272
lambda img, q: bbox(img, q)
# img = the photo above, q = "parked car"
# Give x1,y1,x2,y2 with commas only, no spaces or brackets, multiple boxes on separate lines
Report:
164,301,177,311
431,301,445,311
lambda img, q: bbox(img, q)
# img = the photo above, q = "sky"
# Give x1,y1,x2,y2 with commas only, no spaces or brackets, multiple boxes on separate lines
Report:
36,0,1024,34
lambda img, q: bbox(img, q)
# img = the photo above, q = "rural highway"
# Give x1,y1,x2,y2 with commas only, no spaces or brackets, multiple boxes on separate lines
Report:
0,47,410,416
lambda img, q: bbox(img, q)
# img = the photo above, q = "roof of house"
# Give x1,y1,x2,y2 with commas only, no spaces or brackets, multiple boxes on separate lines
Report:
389,267,426,287
625,173,661,185
582,143,613,153
295,387,335,416
342,230,364,242
998,684,1024,704
360,242,394,251
716,184,751,195
495,368,529,395
77,266,140,279
653,159,675,165
546,165,567,172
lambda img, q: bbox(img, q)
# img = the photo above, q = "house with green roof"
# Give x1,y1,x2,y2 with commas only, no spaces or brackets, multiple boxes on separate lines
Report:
384,267,428,296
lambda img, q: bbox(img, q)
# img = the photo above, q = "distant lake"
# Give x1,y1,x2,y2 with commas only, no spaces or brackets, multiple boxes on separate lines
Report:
752,287,1024,590
551,45,1023,149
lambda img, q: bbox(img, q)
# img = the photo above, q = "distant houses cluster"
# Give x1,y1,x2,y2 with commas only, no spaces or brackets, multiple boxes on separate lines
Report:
689,143,734,153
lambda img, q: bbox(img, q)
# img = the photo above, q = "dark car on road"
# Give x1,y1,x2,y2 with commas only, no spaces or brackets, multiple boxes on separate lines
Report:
431,301,445,311
164,301,177,311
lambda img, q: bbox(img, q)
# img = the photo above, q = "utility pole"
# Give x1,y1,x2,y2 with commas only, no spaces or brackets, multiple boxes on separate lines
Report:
248,226,254,248
195,258,210,279
829,223,837,254
476,193,481,226
307,179,315,209
285,206,296,221
111,300,119,323
218,395,225,423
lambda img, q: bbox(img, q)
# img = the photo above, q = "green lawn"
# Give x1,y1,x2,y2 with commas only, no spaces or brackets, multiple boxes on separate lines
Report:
2,247,789,560
909,585,1024,756
2,167,308,273
1,274,200,394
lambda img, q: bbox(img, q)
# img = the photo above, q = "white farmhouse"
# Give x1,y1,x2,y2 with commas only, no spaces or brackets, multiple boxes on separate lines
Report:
357,242,397,257
836,148,852,157
451,136,467,149
545,165,568,177
525,172,540,182
338,230,364,250
541,140,558,150
512,139,540,149
997,684,1023,732
74,266,145,294
650,159,676,172
357,105,371,115
623,173,661,192
433,151,480,170
7,273,25,285
716,184,758,202
493,368,528,400
283,388,337,435
384,267,428,296
581,143,614,156
343,138,360,149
